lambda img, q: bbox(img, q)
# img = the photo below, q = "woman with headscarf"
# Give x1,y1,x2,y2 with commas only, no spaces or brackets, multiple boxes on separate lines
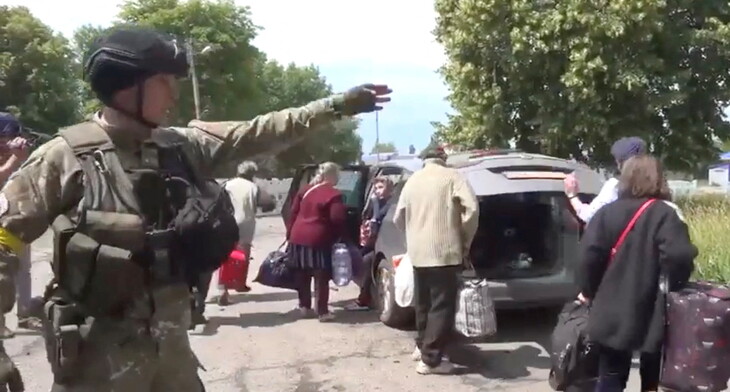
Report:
346,176,394,311
564,137,647,224
576,155,696,392
286,162,347,322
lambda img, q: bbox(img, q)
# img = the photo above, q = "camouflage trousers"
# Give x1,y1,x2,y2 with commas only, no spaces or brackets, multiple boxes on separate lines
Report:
49,285,204,392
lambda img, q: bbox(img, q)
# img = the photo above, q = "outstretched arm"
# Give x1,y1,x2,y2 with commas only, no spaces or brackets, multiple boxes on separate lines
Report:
180,85,392,177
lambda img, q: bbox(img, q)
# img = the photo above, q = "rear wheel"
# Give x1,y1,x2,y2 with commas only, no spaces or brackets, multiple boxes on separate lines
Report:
375,258,415,330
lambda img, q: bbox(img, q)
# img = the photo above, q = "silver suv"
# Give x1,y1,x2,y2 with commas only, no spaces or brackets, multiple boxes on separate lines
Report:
281,150,604,329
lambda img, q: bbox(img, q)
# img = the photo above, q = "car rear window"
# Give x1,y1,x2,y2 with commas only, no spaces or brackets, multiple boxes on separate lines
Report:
334,170,363,207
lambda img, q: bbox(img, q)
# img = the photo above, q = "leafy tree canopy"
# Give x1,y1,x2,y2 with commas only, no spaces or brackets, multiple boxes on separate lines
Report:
434,0,730,170
0,6,81,132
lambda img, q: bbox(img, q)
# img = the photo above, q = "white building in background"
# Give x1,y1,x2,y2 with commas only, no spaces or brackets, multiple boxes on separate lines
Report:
709,163,730,187
707,151,730,188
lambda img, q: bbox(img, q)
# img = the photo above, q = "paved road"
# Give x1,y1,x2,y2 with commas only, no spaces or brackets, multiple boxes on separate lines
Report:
6,217,644,391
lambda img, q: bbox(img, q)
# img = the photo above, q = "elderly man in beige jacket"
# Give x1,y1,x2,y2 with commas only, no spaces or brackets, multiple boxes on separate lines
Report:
393,146,479,375
206,161,276,307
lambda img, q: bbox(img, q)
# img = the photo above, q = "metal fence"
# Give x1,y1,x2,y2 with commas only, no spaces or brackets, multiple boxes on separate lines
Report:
669,180,700,198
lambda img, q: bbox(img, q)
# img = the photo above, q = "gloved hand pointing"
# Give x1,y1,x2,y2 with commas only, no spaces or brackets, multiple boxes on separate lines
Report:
336,84,392,115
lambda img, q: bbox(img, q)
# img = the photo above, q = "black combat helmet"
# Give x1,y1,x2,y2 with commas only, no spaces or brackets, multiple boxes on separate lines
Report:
84,26,189,125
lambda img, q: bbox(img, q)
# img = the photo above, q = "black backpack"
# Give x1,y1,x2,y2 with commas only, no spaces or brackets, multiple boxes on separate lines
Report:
548,301,599,392
166,147,239,281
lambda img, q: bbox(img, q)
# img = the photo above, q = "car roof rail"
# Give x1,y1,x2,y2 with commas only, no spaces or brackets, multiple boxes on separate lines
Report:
467,148,524,159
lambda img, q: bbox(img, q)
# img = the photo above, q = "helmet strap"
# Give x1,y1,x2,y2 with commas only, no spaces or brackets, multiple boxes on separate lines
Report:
104,79,159,129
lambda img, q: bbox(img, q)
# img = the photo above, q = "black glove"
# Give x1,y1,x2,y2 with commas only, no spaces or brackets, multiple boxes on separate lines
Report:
335,84,392,115
0,342,23,392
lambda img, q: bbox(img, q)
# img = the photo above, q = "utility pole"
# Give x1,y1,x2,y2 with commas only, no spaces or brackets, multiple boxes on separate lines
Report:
186,40,217,120
186,39,202,120
375,111,380,163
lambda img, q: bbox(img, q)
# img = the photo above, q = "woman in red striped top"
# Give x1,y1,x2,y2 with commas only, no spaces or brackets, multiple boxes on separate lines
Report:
286,162,348,322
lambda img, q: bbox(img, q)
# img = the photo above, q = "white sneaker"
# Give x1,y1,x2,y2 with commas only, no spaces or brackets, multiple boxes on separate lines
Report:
411,346,449,362
416,360,454,375
296,307,316,318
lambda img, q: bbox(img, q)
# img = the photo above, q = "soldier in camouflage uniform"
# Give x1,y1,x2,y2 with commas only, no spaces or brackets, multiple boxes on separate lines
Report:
0,26,391,391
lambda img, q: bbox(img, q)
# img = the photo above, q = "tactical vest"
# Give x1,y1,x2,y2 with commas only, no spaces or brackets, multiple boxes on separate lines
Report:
48,122,238,318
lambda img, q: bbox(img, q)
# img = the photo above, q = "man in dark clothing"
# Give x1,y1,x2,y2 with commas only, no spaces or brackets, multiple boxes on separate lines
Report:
576,155,696,392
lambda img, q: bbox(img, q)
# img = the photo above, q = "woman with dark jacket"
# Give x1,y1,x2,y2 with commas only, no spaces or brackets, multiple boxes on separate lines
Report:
286,162,347,322
346,176,394,311
576,155,697,392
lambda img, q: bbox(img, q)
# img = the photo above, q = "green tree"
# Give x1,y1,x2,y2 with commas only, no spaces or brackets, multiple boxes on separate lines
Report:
117,0,262,123
434,0,730,170
0,6,80,133
70,0,362,175
371,142,397,154
260,59,362,176
72,24,109,116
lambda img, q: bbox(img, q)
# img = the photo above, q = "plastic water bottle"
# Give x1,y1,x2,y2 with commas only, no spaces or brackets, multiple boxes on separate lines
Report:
331,243,353,287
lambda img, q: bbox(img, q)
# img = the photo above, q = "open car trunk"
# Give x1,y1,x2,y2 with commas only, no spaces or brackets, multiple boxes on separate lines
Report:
469,192,581,280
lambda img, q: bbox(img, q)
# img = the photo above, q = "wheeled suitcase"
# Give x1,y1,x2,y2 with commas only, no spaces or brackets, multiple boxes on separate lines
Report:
218,245,249,291
661,282,730,392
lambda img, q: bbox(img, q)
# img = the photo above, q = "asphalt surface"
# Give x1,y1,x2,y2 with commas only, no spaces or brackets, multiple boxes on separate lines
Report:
6,216,646,391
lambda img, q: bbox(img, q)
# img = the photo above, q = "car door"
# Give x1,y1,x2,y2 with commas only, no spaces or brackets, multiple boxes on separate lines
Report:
280,164,370,243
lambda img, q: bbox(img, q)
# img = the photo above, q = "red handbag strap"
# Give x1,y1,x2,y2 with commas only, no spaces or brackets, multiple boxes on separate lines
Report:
609,199,657,263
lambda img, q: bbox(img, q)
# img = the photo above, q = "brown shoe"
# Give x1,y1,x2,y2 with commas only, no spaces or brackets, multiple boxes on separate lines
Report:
235,286,252,293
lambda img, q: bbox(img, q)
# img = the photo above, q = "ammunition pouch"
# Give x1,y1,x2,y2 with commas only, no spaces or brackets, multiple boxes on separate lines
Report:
41,299,86,383
51,215,146,317
143,229,180,285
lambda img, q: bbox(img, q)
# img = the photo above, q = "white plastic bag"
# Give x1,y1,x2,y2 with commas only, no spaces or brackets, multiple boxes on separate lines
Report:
454,278,497,338
331,243,352,287
393,254,414,307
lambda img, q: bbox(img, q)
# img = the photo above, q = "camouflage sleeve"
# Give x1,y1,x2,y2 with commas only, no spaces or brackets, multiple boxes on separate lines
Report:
0,138,83,312
176,96,343,178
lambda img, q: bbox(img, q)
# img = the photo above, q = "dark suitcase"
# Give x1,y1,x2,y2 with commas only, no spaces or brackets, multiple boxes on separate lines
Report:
549,300,599,391
661,282,730,392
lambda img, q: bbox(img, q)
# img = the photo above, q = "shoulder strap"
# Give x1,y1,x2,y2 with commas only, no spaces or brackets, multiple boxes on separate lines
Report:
172,146,204,187
57,122,115,156
609,198,657,263
57,122,140,215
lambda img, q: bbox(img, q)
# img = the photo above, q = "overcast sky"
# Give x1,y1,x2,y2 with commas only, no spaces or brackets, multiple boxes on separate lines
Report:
6,0,453,154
